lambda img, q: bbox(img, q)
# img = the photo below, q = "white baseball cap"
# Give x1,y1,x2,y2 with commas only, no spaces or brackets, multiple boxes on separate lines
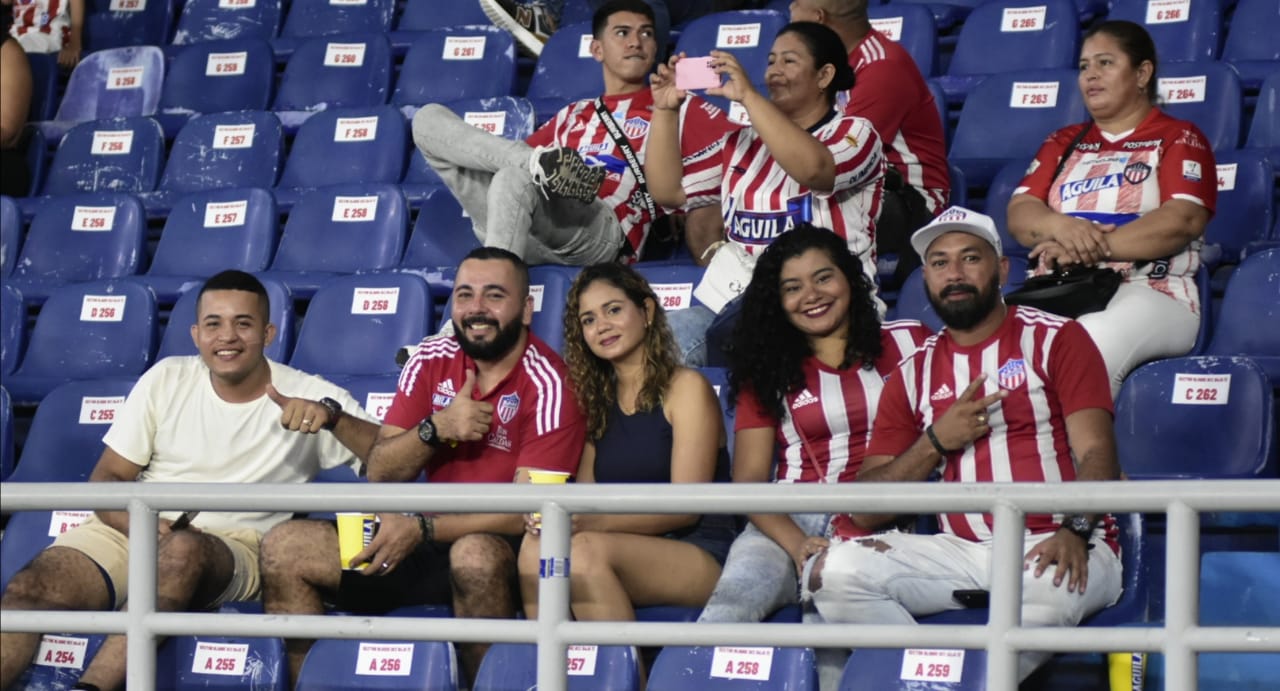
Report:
910,206,1003,259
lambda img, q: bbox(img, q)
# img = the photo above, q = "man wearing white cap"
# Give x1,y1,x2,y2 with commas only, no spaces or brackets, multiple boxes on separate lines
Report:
804,207,1124,681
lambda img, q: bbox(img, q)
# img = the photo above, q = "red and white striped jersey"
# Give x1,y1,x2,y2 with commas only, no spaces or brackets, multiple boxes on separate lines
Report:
11,0,69,41
386,333,585,483
526,89,734,258
736,321,931,493
868,306,1119,551
687,113,885,284
1015,109,1217,314
843,29,950,213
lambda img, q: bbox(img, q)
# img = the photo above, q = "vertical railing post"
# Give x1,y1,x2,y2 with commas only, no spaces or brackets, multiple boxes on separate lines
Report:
988,502,1025,690
1164,501,1199,691
536,502,571,691
125,498,158,691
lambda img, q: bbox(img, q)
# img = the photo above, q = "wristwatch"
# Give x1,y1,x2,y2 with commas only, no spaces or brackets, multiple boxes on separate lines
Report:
318,397,342,430
417,416,444,448
1061,514,1094,542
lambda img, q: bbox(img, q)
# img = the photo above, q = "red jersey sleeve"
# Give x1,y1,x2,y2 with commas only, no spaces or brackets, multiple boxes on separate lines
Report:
384,347,441,430
844,58,914,146
821,116,884,199
1157,120,1217,212
516,379,587,476
733,384,778,432
1046,319,1114,417
1015,123,1085,200
866,361,922,459
677,98,737,210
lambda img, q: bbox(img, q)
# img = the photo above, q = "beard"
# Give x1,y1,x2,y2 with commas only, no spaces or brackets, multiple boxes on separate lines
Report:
453,313,524,361
928,272,1002,331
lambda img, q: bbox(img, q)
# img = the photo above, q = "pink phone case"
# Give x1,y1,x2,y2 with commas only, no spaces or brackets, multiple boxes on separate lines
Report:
675,56,720,90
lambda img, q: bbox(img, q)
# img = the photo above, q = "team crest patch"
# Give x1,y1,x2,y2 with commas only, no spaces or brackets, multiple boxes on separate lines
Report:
1182,160,1202,182
1123,161,1151,184
622,117,650,139
998,359,1027,390
497,392,521,424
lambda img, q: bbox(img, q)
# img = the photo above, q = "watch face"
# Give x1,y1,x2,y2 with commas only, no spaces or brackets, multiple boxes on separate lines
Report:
418,418,435,444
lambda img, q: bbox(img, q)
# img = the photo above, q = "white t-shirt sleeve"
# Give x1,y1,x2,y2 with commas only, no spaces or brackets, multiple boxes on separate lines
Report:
102,358,176,468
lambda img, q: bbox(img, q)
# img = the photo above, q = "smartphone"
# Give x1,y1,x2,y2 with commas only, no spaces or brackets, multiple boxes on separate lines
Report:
952,589,990,609
675,56,721,90
170,511,199,530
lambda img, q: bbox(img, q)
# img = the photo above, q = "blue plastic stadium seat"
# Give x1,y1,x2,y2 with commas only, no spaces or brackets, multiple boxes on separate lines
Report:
0,285,24,376
892,0,984,31
949,69,1087,188
272,33,394,120
5,377,140,483
1206,248,1280,383
3,281,156,405
26,53,59,122
157,274,295,364
985,157,1035,259
648,645,817,690
132,187,279,304
933,0,1080,104
394,0,489,32
1107,0,1222,63
634,262,706,312
336,375,398,426
475,643,640,691
839,647,987,690
6,629,107,690
82,0,174,52
6,192,146,304
35,116,165,203
1115,355,1276,479
1245,71,1280,152
274,0,395,55
295,638,456,690
259,182,408,298
1222,0,1280,89
392,26,515,101
867,4,937,77
157,38,276,135
171,0,283,45
34,46,165,142
1,195,19,276
673,10,788,115
399,186,480,295
0,386,12,480
1201,149,1274,270
275,105,407,207
144,111,283,215
401,96,537,199
526,21,606,125
1154,60,1241,152
289,273,432,379
166,634,287,689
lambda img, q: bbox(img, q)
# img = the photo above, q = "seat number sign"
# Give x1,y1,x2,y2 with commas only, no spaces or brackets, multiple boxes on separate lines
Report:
717,23,761,48
324,43,367,67
192,642,248,676
1001,6,1046,31
652,282,693,311
1010,81,1059,108
72,205,117,231
91,131,134,155
443,36,486,60
204,200,249,227
355,642,413,676
464,111,507,135
206,51,247,77
567,645,598,676
901,648,965,682
107,66,144,90
47,510,93,536
335,116,378,142
1171,373,1230,405
351,287,400,315
35,636,89,669
710,646,773,681
79,396,125,424
80,295,128,322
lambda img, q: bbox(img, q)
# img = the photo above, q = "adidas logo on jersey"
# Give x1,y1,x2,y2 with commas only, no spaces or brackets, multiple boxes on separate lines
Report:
791,389,819,410
438,379,456,396
931,383,954,401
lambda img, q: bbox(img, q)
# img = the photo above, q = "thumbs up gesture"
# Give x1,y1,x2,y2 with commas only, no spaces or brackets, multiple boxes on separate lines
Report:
267,383,332,434
431,370,493,443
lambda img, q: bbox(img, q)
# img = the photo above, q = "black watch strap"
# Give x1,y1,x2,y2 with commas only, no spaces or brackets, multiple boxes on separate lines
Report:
418,416,444,448
1062,514,1094,542
318,397,342,430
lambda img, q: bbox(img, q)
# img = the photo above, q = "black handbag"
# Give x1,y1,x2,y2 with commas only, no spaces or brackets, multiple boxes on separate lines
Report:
1005,265,1123,318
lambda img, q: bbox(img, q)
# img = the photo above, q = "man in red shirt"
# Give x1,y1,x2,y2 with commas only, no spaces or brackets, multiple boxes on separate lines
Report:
804,207,1123,682
260,248,586,686
790,0,950,281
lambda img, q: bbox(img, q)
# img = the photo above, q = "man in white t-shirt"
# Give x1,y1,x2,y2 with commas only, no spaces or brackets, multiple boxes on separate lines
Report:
0,270,381,691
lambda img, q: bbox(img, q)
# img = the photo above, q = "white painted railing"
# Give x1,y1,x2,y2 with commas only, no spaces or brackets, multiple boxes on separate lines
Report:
2,480,1278,691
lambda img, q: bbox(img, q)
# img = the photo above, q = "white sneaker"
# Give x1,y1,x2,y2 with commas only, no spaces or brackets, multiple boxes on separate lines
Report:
478,0,558,57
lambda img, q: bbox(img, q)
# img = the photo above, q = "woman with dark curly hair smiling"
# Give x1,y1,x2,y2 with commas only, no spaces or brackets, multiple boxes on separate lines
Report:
516,263,735,622
698,225,930,628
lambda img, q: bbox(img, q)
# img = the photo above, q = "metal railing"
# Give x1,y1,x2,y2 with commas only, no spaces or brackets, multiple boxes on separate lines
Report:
2,480,1279,690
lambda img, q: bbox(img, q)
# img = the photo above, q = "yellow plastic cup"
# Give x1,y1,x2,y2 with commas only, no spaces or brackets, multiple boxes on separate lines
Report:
1107,652,1145,691
528,470,571,529
336,512,378,570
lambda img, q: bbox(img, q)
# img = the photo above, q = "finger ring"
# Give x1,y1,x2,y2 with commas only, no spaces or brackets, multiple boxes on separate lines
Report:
302,418,313,425
977,414,987,424
380,562,390,570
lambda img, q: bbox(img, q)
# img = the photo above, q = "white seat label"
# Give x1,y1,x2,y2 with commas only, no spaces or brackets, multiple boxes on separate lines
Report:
530,284,545,312
1010,81,1059,108
444,36,486,60
34,636,89,669
219,0,255,7
192,642,248,676
652,282,694,311
91,130,134,155
717,23,761,48
324,42,367,67
1146,0,1190,24
213,123,255,149
578,34,594,58
106,66,144,90
710,646,774,681
1001,6,1047,32
204,200,249,228
72,205,117,231
351,287,400,314
335,116,378,142
869,17,904,41
48,510,93,536
901,648,965,683
728,100,751,125
1216,163,1237,191
365,392,395,421
355,642,413,676
1172,372,1230,405
330,0,368,5
79,396,126,425
80,295,127,322
464,111,507,135
206,51,248,77
567,645,598,676
109,0,146,11
1158,76,1206,103
332,195,379,222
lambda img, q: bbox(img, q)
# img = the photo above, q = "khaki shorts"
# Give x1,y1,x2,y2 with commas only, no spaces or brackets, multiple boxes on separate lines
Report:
51,515,263,609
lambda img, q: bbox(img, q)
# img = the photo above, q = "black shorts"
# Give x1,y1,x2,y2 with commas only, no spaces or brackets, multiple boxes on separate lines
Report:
332,533,523,614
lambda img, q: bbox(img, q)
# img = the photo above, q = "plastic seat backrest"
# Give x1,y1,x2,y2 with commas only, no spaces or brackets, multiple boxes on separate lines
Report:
171,0,283,44
158,274,294,363
295,638,456,690
986,157,1035,259
838,647,987,690
270,182,407,273
1204,149,1275,262
0,387,11,480
277,106,407,190
289,273,432,378
148,187,279,277
273,33,394,112
10,192,146,283
1155,60,1241,152
1207,248,1280,368
279,0,395,39
27,53,59,121
475,642,640,691
160,38,276,115
1223,0,1280,63
170,634,287,689
648,645,817,690
867,4,936,77
0,285,23,376
392,27,516,107
395,0,489,30
1247,71,1280,149
1107,0,1221,63
526,265,581,353
7,377,140,483
82,0,174,51
947,0,1079,78
1,195,19,276
53,46,165,123
526,21,606,115
42,116,165,196
159,111,283,194
400,187,480,269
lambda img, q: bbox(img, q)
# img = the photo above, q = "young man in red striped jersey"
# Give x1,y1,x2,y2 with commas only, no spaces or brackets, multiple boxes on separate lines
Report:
805,207,1123,683
413,0,733,266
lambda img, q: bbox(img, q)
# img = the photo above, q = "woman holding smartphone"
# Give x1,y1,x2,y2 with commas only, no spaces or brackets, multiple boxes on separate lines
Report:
647,21,886,366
